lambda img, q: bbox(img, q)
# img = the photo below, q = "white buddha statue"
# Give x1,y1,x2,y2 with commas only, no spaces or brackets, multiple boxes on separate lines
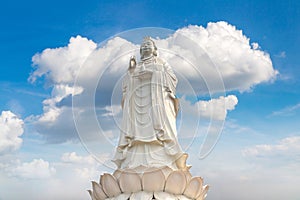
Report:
113,37,187,170
89,37,209,200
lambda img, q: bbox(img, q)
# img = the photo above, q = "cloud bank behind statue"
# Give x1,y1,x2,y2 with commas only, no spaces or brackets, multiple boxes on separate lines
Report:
24,21,277,200
29,22,276,145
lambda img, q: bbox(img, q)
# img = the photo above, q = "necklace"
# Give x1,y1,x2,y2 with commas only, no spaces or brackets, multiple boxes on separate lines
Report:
141,56,156,64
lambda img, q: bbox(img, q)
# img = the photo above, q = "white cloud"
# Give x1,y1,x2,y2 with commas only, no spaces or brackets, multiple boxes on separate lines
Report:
0,152,105,200
242,136,300,157
61,151,96,165
75,167,99,179
30,36,137,88
275,51,286,58
29,35,97,84
157,21,278,92
0,111,24,155
180,95,238,121
38,84,83,123
30,22,277,95
24,84,84,143
29,36,137,143
197,165,300,200
192,133,300,200
270,102,300,117
6,99,24,115
101,104,122,117
251,42,260,50
223,119,258,135
60,152,110,179
61,151,110,167
9,159,56,179
29,22,277,143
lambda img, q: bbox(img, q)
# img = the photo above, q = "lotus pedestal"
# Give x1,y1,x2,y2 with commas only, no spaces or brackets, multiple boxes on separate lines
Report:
88,166,209,200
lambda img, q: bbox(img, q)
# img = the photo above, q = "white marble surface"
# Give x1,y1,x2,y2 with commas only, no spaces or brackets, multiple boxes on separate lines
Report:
113,37,184,170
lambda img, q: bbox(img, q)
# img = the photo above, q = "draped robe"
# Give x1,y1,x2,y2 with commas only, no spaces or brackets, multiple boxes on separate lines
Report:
113,57,183,169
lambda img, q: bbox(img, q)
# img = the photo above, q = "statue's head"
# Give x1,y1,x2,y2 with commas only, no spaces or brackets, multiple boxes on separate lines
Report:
140,37,157,59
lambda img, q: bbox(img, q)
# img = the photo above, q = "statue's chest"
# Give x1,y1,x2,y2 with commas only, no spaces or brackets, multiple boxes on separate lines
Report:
138,62,164,71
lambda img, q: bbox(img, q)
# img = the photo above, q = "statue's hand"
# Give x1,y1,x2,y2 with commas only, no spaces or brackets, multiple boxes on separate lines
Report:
139,68,153,74
129,56,136,69
132,69,153,79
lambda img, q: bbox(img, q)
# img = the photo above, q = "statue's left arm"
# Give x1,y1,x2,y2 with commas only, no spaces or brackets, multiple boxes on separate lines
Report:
162,60,179,116
162,61,178,97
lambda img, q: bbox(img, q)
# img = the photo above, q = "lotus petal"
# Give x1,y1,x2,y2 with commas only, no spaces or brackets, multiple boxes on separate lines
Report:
114,193,131,200
183,177,203,199
119,170,142,193
100,173,121,197
87,190,95,200
142,167,165,192
92,181,107,200
160,166,173,178
133,165,148,174
177,194,192,200
196,185,209,200
130,191,153,200
176,153,188,169
113,169,122,181
183,170,192,182
154,191,177,200
164,170,187,195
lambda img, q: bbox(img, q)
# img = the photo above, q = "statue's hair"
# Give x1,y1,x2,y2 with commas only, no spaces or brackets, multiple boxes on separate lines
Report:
140,36,158,57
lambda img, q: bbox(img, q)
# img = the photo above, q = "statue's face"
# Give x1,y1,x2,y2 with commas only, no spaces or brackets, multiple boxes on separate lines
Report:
140,40,155,56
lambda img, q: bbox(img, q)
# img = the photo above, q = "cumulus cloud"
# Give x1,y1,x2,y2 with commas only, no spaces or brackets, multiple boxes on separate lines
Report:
101,105,122,117
2,152,106,181
196,164,300,200
30,22,277,99
60,152,110,179
180,95,238,121
0,152,106,200
242,136,300,157
29,35,97,84
30,36,137,88
163,22,278,92
9,159,56,179
0,111,24,155
60,152,98,179
61,152,96,165
27,84,84,143
38,84,83,123
29,36,137,143
29,21,277,143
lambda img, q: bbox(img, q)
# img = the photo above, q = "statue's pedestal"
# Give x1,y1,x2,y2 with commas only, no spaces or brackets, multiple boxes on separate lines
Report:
88,165,209,200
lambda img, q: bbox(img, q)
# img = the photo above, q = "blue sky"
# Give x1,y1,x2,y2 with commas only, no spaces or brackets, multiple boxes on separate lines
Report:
0,0,300,200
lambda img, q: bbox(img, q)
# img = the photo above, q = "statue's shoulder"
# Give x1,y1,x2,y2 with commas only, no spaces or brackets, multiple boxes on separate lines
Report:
156,57,167,65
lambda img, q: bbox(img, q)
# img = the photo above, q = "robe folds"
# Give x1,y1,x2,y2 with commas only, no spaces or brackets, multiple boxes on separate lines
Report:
113,57,183,169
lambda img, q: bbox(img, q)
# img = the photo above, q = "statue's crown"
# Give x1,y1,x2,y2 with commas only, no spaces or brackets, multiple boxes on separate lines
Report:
143,36,152,42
